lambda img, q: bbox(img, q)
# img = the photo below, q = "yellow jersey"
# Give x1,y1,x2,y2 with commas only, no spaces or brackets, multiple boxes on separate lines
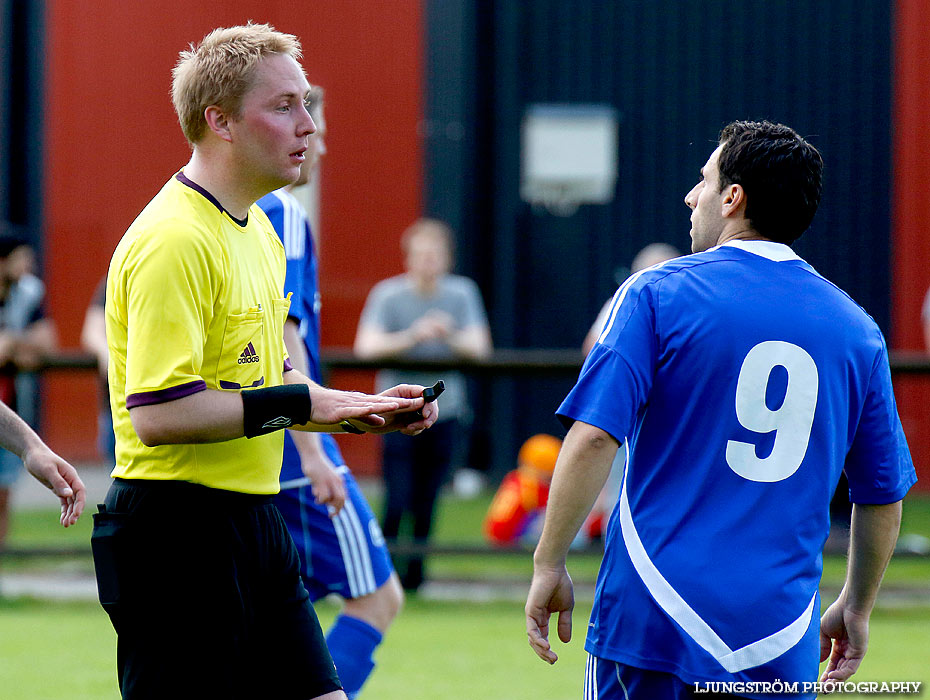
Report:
106,172,291,493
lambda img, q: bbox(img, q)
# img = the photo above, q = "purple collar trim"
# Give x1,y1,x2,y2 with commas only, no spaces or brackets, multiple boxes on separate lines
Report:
175,171,249,227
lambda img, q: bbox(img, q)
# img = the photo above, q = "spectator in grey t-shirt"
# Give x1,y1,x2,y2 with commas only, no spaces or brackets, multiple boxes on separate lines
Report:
355,218,492,590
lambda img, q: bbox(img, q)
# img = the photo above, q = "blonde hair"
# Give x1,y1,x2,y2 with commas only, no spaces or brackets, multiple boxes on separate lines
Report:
171,22,302,144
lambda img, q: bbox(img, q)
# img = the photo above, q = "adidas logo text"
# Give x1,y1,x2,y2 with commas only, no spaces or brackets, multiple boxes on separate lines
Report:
238,342,260,364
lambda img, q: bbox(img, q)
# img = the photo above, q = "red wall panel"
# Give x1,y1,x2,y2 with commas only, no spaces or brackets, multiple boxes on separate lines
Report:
892,0,930,350
892,0,930,489
43,2,422,469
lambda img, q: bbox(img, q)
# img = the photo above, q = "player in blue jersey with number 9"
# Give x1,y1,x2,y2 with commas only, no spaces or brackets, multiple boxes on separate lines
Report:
526,120,915,699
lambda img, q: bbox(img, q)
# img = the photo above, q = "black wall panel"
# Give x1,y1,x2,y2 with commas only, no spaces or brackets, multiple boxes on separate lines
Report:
0,0,45,252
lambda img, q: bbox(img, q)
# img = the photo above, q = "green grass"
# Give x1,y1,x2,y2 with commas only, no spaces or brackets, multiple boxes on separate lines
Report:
0,596,926,700
0,598,119,699
6,490,930,587
2,489,927,698
426,491,930,588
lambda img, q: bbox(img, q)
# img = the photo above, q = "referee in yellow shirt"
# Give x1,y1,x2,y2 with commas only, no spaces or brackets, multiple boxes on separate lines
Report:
91,24,436,700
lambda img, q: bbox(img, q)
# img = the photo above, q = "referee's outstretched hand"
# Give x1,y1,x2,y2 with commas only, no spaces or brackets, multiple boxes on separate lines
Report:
377,384,439,436
307,386,419,427
340,384,439,436
23,443,86,528
526,564,575,664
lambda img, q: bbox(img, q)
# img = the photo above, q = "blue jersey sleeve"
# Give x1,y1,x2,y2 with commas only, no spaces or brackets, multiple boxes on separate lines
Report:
283,252,306,324
257,192,307,324
558,273,659,443
844,339,917,504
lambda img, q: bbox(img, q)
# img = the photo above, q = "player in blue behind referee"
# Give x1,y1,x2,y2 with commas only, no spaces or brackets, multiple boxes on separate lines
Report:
92,24,436,699
257,86,403,699
526,121,915,699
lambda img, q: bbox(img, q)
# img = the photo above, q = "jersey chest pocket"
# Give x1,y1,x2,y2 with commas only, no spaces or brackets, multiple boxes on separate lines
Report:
272,296,291,342
216,309,264,390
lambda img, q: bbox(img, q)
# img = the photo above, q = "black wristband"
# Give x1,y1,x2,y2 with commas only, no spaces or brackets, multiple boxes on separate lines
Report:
241,385,313,438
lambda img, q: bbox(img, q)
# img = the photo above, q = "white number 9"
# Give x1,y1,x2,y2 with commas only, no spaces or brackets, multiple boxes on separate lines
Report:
725,341,819,482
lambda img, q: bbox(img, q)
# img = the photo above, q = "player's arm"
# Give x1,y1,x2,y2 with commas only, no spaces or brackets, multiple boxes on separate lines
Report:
819,499,903,682
283,318,345,513
526,421,617,664
0,399,85,527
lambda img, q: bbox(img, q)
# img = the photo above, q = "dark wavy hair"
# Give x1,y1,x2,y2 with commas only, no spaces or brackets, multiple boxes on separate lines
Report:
717,121,823,244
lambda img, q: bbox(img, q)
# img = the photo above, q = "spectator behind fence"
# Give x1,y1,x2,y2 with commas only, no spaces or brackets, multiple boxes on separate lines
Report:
484,434,561,546
80,277,115,463
0,233,58,558
355,218,493,591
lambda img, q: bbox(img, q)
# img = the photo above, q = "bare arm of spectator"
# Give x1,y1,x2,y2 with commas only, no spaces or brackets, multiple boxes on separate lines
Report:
445,322,492,359
354,318,427,359
12,318,57,371
81,303,109,377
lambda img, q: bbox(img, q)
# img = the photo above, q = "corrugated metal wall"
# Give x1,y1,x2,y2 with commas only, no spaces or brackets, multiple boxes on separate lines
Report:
425,0,894,475
0,0,44,249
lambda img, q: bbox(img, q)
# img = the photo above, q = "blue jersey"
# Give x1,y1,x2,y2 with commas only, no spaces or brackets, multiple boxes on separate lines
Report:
558,240,915,691
257,189,345,483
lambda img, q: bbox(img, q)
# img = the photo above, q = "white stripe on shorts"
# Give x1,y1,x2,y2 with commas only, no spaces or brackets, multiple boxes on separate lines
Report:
332,498,377,598
584,653,597,700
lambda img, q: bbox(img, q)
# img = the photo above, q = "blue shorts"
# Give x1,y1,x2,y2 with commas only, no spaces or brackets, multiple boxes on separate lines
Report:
584,655,746,699
275,468,394,602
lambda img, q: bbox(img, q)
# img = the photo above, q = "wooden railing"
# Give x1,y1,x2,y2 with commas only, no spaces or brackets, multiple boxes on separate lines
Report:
30,346,930,375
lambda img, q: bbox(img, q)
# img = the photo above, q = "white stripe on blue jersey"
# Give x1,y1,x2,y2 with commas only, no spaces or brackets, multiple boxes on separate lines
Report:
617,464,817,673
596,257,677,345
268,189,306,261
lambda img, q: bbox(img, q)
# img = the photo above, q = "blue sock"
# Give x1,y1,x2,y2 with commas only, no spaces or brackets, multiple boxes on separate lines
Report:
326,614,383,698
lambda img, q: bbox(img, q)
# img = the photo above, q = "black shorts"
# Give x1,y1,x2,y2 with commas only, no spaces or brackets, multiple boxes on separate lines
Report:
91,478,342,699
